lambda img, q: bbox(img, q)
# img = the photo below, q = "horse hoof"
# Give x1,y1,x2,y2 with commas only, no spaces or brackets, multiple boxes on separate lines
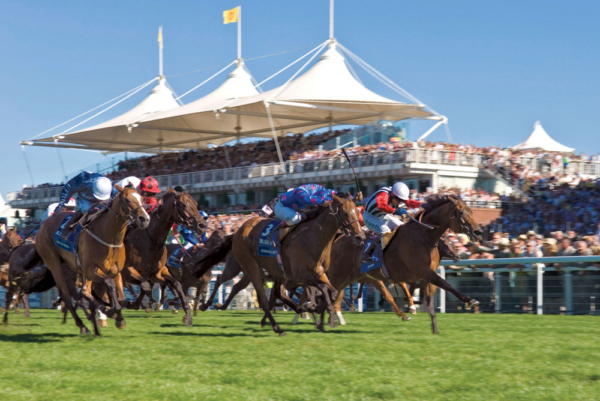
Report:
24,312,30,318
116,320,126,330
278,331,287,337
172,309,179,315
99,319,108,328
402,316,412,321
145,308,152,313
409,305,417,315
80,327,91,335
465,299,480,310
153,304,161,312
199,304,210,312
183,315,193,327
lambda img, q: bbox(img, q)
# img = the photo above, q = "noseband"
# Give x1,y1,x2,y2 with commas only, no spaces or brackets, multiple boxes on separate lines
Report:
329,202,359,237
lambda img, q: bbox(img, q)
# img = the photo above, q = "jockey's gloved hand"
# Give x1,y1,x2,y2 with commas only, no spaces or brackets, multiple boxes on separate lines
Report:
54,202,65,214
394,208,408,216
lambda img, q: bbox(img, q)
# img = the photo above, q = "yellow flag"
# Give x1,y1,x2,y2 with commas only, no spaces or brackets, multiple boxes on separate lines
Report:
223,7,239,24
158,26,163,49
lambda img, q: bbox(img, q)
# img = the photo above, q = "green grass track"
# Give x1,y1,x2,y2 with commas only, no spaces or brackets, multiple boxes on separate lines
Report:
0,310,598,400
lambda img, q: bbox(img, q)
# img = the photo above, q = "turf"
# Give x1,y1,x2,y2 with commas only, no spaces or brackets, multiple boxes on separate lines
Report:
0,310,598,401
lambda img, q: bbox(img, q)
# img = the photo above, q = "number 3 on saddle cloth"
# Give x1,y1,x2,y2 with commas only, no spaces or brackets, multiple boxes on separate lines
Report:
53,215,84,254
257,220,285,276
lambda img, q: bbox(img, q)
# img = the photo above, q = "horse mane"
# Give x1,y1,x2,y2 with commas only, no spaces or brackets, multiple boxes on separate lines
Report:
421,194,460,214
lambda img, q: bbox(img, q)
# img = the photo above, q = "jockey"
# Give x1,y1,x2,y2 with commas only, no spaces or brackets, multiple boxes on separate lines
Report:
274,184,336,229
362,182,422,259
177,210,209,249
54,171,116,215
115,176,161,213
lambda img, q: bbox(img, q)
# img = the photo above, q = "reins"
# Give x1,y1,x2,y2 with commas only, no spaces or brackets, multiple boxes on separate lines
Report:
328,202,359,237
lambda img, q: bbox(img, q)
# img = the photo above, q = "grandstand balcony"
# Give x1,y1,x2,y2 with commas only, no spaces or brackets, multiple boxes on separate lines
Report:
7,148,600,210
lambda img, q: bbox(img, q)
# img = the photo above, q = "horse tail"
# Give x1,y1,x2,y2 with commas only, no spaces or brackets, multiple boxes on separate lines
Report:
192,234,233,279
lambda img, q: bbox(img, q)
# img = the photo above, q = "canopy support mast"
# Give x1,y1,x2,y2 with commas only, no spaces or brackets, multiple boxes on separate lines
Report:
158,26,164,77
238,6,242,60
330,0,334,39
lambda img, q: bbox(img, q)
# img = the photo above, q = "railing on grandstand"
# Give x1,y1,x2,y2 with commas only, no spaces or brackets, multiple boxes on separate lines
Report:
8,148,600,205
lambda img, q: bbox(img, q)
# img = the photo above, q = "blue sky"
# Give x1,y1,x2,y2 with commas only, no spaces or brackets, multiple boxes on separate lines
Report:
1,0,599,198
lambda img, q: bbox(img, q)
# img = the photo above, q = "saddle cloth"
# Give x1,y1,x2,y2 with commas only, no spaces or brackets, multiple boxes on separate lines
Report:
167,247,185,269
53,215,83,254
360,236,383,274
257,220,288,273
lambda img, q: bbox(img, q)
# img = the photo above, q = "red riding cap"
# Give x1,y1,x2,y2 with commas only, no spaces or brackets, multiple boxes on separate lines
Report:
139,176,161,194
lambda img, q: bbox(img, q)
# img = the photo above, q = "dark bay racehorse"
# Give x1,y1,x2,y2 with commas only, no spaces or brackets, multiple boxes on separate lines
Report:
328,235,460,328
160,231,226,315
362,194,482,334
198,192,365,335
120,188,205,326
36,186,150,335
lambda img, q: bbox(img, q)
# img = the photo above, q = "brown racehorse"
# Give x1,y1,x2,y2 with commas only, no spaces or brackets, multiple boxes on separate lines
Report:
35,186,150,335
1,228,23,265
327,235,460,328
362,194,482,334
119,188,205,326
161,230,226,316
198,192,365,335
1,228,25,314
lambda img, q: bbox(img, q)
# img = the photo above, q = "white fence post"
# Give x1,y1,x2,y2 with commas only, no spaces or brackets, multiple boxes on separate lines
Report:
537,264,544,315
495,271,502,313
439,265,446,313
358,283,363,312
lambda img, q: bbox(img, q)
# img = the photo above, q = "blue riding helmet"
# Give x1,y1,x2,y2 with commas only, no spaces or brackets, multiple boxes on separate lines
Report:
199,210,209,219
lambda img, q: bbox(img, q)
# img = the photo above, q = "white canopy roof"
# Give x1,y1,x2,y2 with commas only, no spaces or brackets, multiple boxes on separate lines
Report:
513,121,574,153
30,41,438,153
129,41,435,152
33,77,180,151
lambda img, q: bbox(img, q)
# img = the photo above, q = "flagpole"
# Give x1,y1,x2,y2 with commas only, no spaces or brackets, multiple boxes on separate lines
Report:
237,6,242,59
158,26,164,77
329,0,334,39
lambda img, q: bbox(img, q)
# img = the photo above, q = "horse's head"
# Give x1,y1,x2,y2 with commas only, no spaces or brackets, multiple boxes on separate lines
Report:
114,185,150,229
421,194,482,241
438,235,460,263
3,227,23,251
167,187,207,237
447,195,482,241
330,192,366,246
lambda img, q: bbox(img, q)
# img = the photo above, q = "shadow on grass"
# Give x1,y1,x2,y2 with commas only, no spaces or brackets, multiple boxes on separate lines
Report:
159,323,217,328
0,333,78,343
122,315,173,319
148,331,267,338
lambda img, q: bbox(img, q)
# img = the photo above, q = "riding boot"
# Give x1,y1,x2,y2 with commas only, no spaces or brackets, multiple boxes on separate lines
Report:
61,210,83,240
362,236,381,263
381,232,395,251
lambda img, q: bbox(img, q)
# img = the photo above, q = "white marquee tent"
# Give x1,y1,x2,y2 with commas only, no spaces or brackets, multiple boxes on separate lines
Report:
513,121,574,153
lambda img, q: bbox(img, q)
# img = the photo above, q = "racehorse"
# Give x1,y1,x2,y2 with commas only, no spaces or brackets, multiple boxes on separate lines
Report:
327,235,460,328
160,230,227,316
362,194,482,334
35,186,150,335
1,228,25,314
0,228,23,264
119,188,205,326
3,243,65,324
198,192,365,335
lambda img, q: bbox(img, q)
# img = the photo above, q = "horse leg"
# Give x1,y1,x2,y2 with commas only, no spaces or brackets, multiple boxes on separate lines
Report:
425,283,439,334
371,280,410,321
51,264,90,335
201,274,222,311
260,283,280,327
160,269,192,326
3,287,14,325
243,258,285,336
102,278,126,330
21,294,30,318
333,291,346,325
424,269,479,308
398,282,417,314
216,275,251,311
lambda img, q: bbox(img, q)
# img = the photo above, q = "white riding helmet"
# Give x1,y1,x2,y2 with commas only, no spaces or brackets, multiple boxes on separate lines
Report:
92,177,113,200
391,182,410,201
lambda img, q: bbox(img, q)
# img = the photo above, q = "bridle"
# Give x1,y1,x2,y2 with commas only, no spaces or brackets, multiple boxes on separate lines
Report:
110,192,146,223
329,202,360,237
154,193,203,232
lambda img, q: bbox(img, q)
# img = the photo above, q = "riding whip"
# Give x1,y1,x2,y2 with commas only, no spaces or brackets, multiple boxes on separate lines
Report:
341,148,362,199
